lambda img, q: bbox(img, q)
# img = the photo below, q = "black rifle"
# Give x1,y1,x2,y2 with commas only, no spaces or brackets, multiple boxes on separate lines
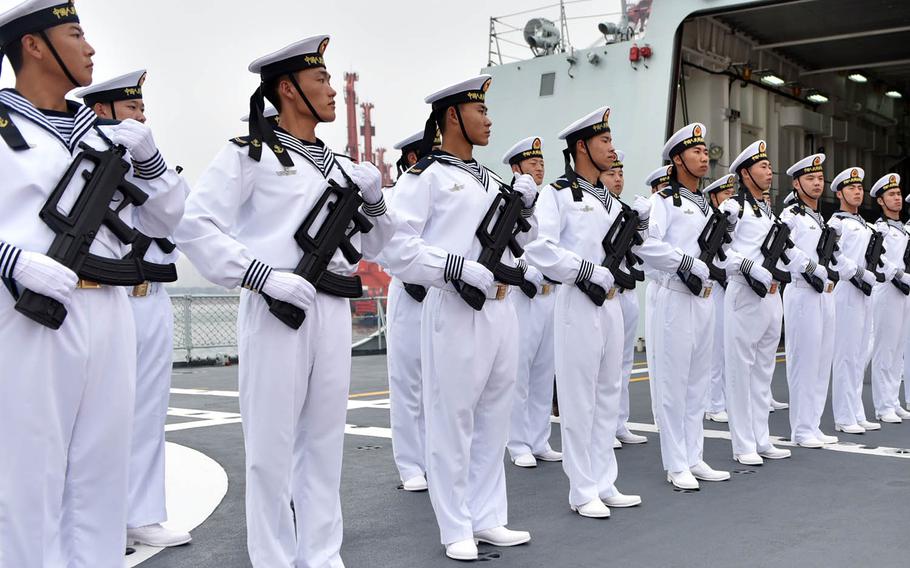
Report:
453,185,534,310
123,234,179,283
894,239,910,295
15,143,171,329
743,222,793,297
577,207,643,305
263,179,373,329
678,210,731,295
402,282,427,302
850,231,886,296
803,225,840,292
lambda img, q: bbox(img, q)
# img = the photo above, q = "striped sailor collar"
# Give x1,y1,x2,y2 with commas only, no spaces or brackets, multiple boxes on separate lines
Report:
0,88,96,151
567,173,614,212
832,210,866,224
877,216,906,232
272,127,337,178
430,149,493,190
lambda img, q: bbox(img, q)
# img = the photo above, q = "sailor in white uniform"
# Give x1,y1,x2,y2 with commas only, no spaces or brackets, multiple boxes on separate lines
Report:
723,141,795,465
382,75,535,562
636,123,730,490
503,136,564,468
383,129,439,492
780,154,847,448
0,2,185,566
524,107,648,517
175,35,395,568
869,174,910,423
600,150,649,445
828,168,886,434
76,69,192,549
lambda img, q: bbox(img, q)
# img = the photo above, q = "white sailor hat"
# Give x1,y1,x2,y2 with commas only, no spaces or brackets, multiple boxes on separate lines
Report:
75,69,146,105
558,105,611,143
645,165,673,189
704,174,737,194
611,150,625,169
502,136,544,165
872,173,901,198
394,131,423,151
662,123,707,161
831,167,865,193
729,140,769,174
240,106,277,122
786,153,825,179
0,1,78,50
784,191,798,206
425,74,492,108
249,35,329,80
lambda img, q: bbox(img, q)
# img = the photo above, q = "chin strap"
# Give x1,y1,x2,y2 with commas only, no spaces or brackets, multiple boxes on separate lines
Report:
38,30,81,88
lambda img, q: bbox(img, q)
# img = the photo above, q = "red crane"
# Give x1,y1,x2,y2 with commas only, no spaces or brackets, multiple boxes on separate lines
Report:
360,102,375,164
343,72,360,161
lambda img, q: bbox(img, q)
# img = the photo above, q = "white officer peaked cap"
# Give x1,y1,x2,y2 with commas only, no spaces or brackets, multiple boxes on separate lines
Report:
729,140,769,174
248,35,330,79
872,173,901,198
558,105,611,142
645,165,673,189
0,0,78,49
75,69,147,104
786,153,825,178
425,74,492,107
704,174,737,194
502,136,544,165
831,167,865,193
662,122,706,161
240,106,277,122
611,150,625,169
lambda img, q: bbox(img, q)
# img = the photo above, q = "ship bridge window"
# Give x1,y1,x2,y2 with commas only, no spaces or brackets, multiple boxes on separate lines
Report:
539,72,555,97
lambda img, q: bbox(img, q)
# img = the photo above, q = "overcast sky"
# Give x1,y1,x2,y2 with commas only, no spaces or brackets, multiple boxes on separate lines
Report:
1,0,622,287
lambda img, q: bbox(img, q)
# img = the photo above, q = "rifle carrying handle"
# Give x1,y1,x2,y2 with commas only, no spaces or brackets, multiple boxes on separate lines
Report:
262,294,306,330
14,289,68,330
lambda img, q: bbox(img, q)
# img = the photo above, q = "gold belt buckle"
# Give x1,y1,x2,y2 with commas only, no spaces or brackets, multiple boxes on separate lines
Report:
825,282,834,293
131,282,151,297
769,282,779,295
606,287,617,300
540,284,551,296
495,284,508,301
701,286,712,299
76,279,101,289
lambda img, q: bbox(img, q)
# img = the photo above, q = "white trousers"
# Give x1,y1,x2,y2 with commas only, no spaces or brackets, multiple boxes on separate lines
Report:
871,283,909,415
616,289,639,435
127,286,174,528
723,279,782,456
644,281,660,426
783,282,835,443
238,291,350,568
554,285,623,506
707,285,727,414
421,288,518,545
832,283,871,425
386,280,426,482
651,282,714,472
0,287,135,568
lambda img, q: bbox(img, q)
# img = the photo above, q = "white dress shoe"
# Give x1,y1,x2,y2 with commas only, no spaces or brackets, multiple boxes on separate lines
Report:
613,437,622,449
858,420,881,431
705,411,728,423
126,524,192,548
534,448,563,462
571,498,611,518
512,453,538,468
877,412,902,424
797,437,824,448
758,446,791,460
616,431,648,444
402,474,428,492
690,461,731,481
473,526,531,547
602,491,642,508
770,398,789,410
667,470,700,490
734,453,764,466
446,539,478,561
835,423,865,434
895,407,910,419
817,433,839,444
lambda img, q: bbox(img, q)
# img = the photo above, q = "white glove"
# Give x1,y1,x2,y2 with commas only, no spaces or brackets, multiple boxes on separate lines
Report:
523,263,545,287
460,260,495,291
874,220,889,236
719,198,741,220
512,174,538,208
809,262,828,282
262,271,316,312
827,217,843,237
689,257,711,282
12,251,78,307
589,265,615,291
109,118,160,162
854,267,875,287
350,162,383,205
898,270,910,287
632,195,652,221
748,262,773,288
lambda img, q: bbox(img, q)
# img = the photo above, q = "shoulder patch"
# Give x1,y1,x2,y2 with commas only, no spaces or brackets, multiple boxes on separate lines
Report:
407,153,438,176
229,135,262,148
657,187,673,199
550,178,571,190
789,204,803,215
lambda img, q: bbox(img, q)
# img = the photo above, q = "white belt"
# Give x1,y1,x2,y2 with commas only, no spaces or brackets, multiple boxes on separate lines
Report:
790,277,834,293
537,282,558,296
659,276,712,298
129,281,161,297
441,283,511,301
728,274,779,295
